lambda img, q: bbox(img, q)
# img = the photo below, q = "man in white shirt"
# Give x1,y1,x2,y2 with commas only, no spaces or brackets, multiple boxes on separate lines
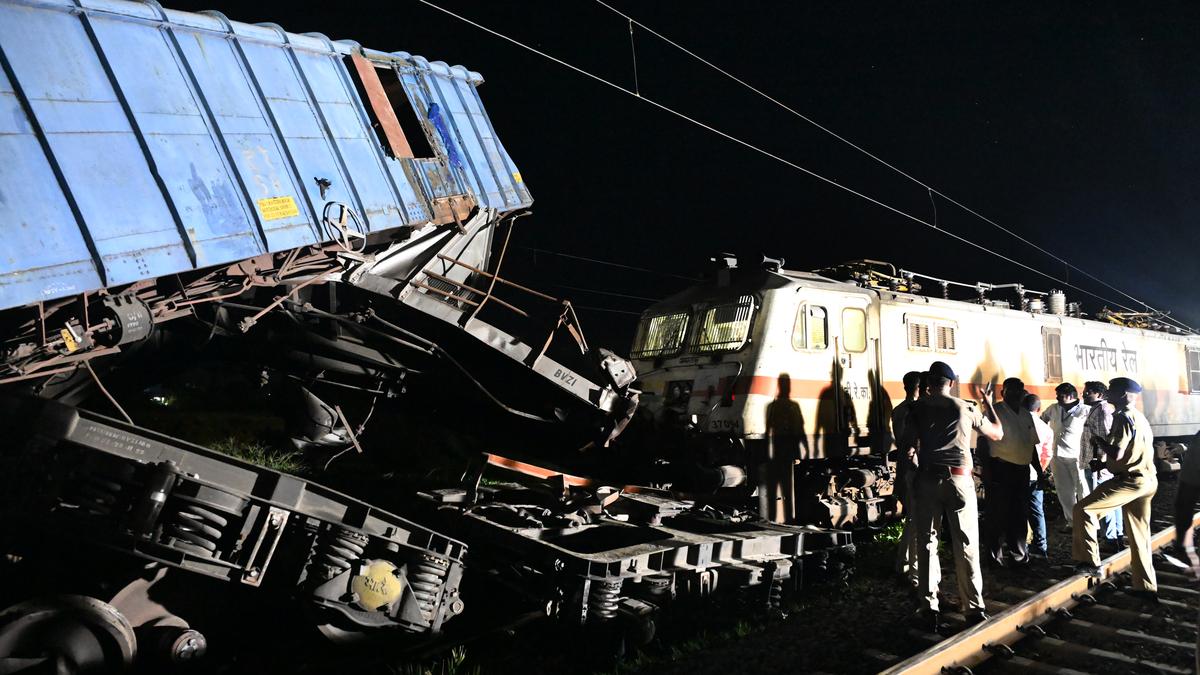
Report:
982,377,1038,565
1041,383,1091,532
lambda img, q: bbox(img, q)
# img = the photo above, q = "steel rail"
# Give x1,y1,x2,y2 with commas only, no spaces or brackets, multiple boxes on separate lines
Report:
881,512,1200,674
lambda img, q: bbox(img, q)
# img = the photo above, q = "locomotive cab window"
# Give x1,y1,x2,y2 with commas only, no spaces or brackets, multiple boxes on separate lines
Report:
1042,327,1063,383
691,295,756,354
792,304,828,350
842,307,867,353
630,311,689,359
1187,348,1200,394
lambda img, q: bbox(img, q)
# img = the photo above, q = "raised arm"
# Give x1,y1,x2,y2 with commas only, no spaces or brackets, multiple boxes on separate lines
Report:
977,382,1004,442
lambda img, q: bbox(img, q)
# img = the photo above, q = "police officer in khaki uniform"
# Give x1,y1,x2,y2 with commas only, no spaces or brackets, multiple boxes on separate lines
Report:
1072,377,1158,599
901,361,1004,629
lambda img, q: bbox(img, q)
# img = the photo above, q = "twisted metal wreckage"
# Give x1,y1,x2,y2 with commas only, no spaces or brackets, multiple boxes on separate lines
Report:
0,0,854,670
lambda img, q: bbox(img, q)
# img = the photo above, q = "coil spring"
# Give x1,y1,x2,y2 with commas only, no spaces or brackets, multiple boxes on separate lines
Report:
767,574,784,612
645,575,672,598
314,527,367,574
587,579,623,623
408,558,449,622
69,461,135,519
163,501,230,556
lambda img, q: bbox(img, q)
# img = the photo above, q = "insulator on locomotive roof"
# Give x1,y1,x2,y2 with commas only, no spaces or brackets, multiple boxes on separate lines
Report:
761,255,785,273
1048,290,1067,315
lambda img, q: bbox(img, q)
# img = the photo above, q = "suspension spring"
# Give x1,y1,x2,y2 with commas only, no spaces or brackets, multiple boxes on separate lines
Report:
643,575,672,602
163,500,230,557
768,574,784,612
587,579,623,623
69,462,135,519
408,558,449,622
313,527,367,576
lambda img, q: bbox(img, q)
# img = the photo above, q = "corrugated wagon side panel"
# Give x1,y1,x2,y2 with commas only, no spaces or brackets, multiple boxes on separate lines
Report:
169,23,320,251
236,33,354,227
0,54,104,307
0,4,192,286
87,12,266,267
292,47,406,232
465,81,532,208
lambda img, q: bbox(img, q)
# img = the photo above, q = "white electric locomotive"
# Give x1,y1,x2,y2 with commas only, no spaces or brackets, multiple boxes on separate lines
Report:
628,258,1200,527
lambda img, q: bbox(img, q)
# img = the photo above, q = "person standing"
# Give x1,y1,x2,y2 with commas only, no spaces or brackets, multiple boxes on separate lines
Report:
1041,383,1091,532
892,371,924,589
1081,381,1123,546
900,361,1004,629
1072,378,1158,600
1173,430,1200,554
983,377,1038,566
1025,394,1053,559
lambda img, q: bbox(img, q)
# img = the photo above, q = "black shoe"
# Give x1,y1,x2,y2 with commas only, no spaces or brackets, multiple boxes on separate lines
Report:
1009,554,1031,568
1161,543,1192,570
1027,550,1049,562
1074,563,1103,578
963,610,989,626
1099,538,1121,553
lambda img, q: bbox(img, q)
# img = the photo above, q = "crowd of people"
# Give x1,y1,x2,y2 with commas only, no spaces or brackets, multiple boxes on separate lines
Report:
890,361,1165,631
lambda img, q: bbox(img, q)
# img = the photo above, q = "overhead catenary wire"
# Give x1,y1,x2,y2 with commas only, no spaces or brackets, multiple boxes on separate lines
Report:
552,283,661,303
591,0,1194,333
413,0,1178,327
518,246,700,281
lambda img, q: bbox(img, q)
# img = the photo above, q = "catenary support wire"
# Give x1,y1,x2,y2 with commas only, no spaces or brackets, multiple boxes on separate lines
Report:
413,0,1181,328
590,0,1193,333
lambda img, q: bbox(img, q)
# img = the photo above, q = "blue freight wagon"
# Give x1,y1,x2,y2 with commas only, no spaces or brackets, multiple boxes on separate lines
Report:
0,0,531,312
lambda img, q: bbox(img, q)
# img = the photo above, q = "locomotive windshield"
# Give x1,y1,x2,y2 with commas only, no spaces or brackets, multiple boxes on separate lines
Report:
690,294,757,354
630,311,690,358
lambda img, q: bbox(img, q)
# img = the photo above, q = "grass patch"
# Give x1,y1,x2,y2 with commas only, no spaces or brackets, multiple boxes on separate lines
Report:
211,437,306,475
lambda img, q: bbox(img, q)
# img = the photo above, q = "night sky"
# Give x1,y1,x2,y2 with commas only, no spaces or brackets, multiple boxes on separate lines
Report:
174,0,1200,350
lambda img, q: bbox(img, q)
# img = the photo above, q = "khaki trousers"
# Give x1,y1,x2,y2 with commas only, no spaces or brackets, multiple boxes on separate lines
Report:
914,470,985,613
1072,474,1158,591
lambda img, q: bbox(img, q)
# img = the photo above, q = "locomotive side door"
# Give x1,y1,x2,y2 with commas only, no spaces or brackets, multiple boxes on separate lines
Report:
833,294,877,454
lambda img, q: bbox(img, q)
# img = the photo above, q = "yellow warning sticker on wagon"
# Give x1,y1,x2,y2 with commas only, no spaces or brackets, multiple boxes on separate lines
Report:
257,196,300,221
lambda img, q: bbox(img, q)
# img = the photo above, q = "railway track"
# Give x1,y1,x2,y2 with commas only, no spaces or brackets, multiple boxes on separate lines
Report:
879,513,1200,675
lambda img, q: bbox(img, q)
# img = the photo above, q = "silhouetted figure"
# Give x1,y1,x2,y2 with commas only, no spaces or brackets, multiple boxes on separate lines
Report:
815,359,855,458
867,369,894,455
763,373,805,523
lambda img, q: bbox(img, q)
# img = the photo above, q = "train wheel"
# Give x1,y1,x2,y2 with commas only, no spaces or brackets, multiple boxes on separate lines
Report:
0,595,136,673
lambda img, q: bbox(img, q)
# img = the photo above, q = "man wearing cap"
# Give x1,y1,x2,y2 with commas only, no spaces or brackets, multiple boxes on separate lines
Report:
900,361,1004,629
1072,377,1158,600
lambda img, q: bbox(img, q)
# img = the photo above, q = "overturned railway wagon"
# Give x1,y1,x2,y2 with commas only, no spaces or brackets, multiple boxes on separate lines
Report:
0,0,636,436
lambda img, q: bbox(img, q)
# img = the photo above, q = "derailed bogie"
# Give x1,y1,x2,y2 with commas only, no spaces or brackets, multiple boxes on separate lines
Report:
417,459,854,661
0,396,468,668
